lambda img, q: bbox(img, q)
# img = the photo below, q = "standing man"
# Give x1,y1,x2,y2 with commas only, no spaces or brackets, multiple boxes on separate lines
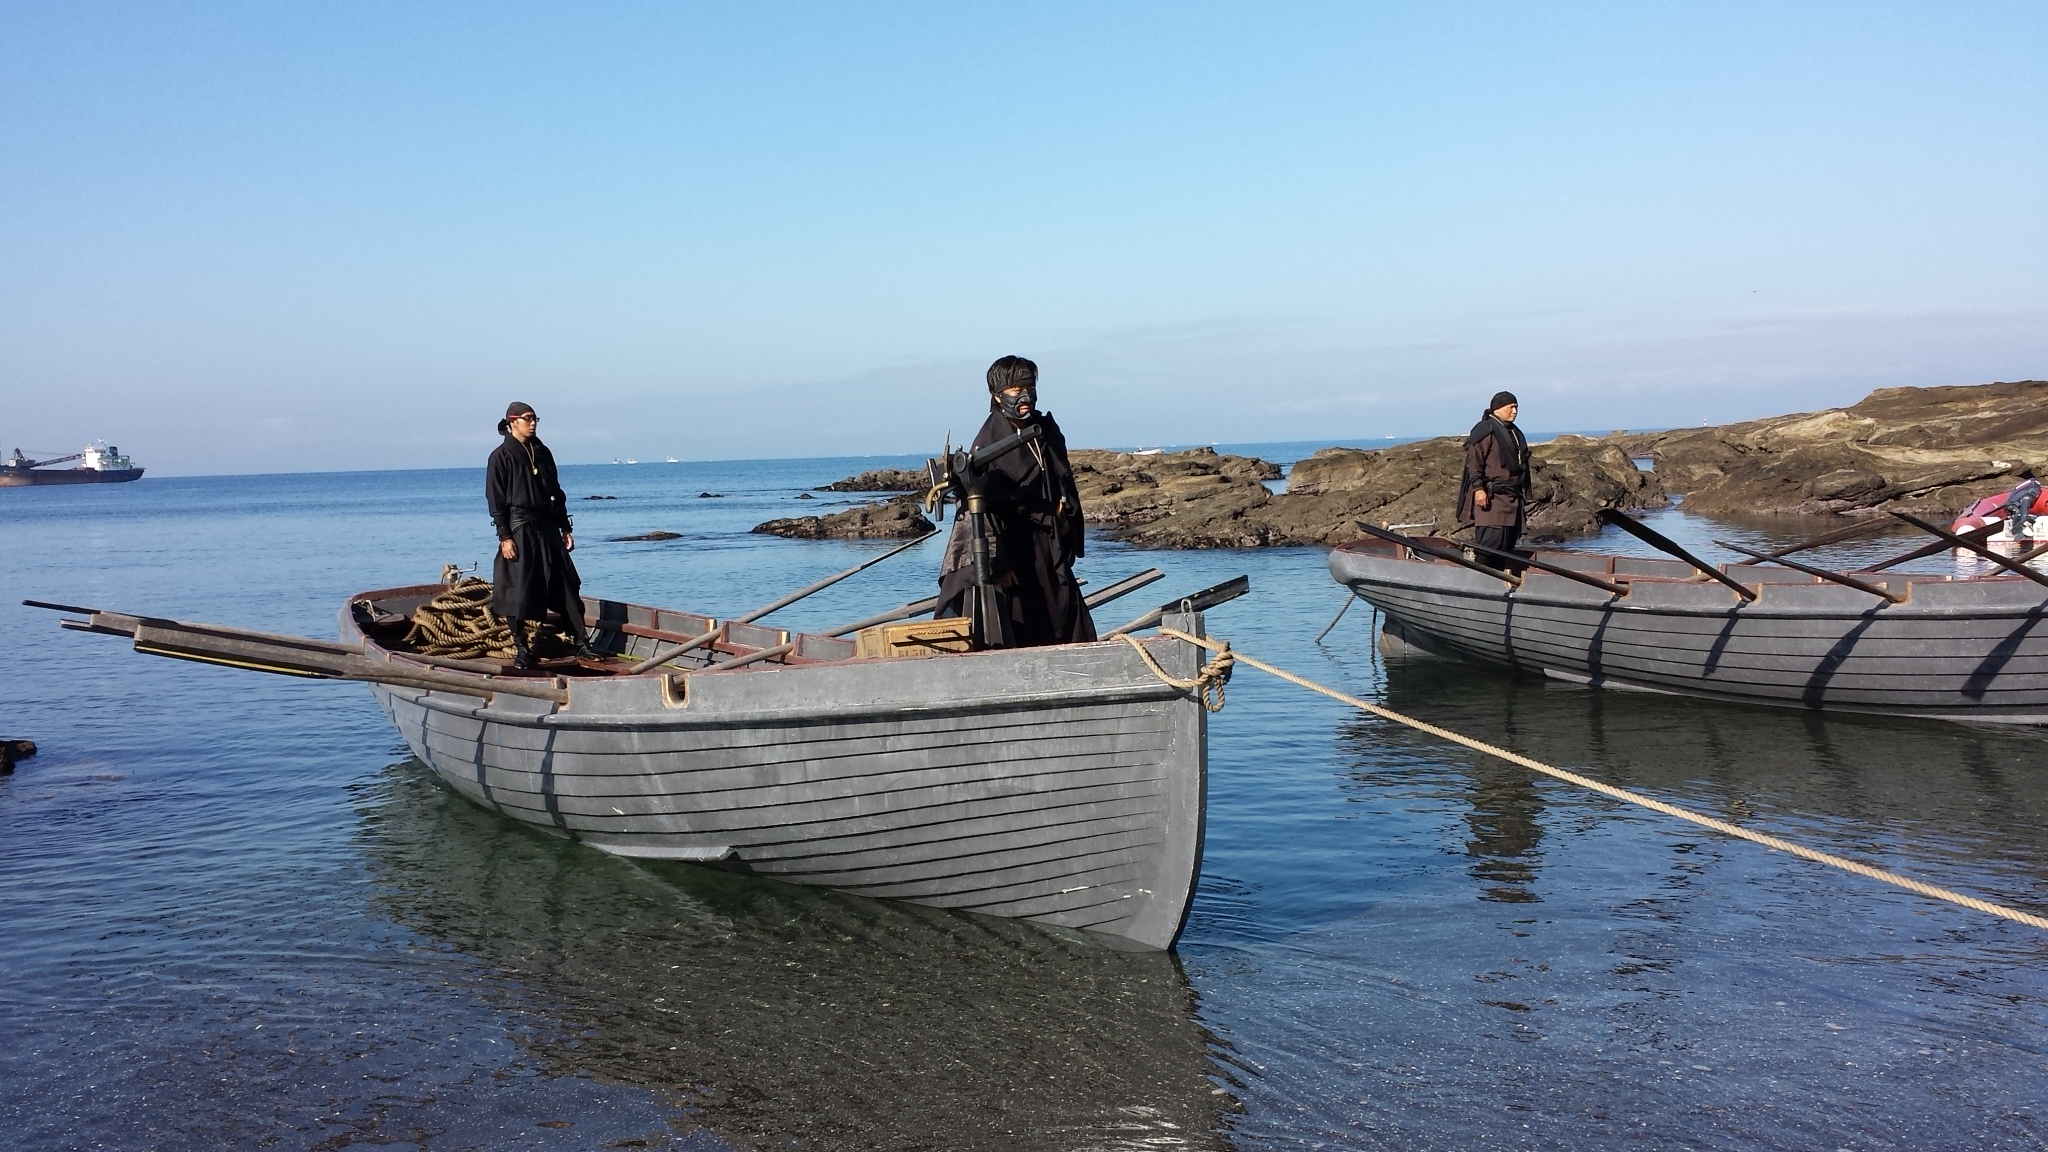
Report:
487,401,594,667
937,356,1096,647
1457,391,1533,559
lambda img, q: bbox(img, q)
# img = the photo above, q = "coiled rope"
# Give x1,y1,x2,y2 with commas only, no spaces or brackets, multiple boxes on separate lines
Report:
1153,627,2048,932
1119,633,1234,712
400,578,571,659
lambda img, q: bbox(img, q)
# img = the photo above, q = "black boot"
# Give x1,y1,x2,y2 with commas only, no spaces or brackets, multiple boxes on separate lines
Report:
508,619,535,669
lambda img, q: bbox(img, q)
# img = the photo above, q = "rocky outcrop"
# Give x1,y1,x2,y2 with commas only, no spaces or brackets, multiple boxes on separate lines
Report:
777,381,2041,549
753,497,934,540
1067,448,1282,546
819,467,926,492
1269,435,1668,545
1622,380,2048,519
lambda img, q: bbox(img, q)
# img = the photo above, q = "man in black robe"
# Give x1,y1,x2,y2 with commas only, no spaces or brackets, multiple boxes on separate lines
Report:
486,401,592,667
936,356,1096,647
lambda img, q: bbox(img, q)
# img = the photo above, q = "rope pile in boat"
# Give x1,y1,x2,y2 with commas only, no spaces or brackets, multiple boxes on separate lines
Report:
1152,626,2048,932
400,579,573,660
1119,633,1234,713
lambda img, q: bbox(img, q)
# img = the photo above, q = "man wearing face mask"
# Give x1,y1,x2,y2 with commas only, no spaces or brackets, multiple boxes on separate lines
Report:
936,356,1096,647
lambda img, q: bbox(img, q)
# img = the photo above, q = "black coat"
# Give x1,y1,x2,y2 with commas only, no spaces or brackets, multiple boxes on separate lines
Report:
1456,414,1531,529
937,410,1096,647
486,433,581,620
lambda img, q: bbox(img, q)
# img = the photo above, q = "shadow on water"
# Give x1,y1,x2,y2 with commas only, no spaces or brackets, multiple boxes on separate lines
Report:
353,762,1241,1152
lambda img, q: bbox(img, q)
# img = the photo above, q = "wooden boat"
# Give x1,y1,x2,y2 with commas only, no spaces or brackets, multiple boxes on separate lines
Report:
324,586,1216,950
25,579,1212,949
1330,537,2048,723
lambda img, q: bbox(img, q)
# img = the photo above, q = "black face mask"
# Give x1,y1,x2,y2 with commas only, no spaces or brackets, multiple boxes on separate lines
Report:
996,387,1038,422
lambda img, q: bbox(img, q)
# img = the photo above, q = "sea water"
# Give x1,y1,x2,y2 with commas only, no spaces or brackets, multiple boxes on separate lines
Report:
3,457,2046,1150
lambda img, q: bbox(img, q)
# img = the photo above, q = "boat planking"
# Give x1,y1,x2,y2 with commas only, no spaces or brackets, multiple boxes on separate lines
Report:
1331,536,2048,723
39,576,1230,952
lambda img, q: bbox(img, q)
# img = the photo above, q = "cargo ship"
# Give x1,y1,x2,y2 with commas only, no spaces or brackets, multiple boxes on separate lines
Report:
1,442,145,487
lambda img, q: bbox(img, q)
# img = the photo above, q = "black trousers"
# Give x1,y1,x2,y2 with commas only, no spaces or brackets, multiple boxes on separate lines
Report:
1474,523,1522,557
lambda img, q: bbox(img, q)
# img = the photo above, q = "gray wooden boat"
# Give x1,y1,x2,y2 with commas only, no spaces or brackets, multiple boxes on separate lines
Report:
329,585,1215,951
1331,538,2048,723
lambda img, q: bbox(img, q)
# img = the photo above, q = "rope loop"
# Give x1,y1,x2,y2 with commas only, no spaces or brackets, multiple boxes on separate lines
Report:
1120,632,1234,713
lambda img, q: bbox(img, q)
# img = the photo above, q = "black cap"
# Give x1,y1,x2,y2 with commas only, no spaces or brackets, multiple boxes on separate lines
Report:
1489,391,1518,413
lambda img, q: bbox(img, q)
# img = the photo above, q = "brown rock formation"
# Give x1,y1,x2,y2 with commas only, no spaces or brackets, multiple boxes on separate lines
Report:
753,497,934,540
819,467,926,492
1622,380,2048,519
1068,448,1282,546
1272,434,1668,545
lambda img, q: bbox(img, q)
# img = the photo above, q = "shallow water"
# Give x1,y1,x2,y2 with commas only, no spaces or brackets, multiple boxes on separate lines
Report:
3,462,2045,1150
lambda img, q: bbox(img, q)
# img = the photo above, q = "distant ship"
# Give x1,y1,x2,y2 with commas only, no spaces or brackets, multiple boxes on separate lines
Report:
1,442,144,487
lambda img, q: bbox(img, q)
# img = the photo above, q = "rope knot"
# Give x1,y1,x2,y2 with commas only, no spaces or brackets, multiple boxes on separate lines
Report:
1119,632,1233,713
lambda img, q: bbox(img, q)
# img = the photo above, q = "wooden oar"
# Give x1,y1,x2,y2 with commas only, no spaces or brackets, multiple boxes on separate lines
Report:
1889,512,2048,591
1457,538,1631,597
60,616,569,703
1596,509,1758,602
629,530,938,673
1864,519,1999,572
1713,540,1907,604
1351,522,1520,586
816,567,1164,641
1742,517,1892,563
1107,575,1252,637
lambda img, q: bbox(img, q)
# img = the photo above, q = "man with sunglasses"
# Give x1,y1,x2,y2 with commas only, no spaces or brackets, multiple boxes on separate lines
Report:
486,401,594,667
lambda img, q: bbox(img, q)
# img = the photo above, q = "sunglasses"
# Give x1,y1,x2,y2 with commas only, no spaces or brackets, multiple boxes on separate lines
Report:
512,414,538,423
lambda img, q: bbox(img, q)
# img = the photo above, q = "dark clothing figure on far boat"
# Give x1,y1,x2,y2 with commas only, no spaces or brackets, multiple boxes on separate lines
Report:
937,356,1097,647
486,401,591,666
2004,469,2042,537
1457,391,1532,558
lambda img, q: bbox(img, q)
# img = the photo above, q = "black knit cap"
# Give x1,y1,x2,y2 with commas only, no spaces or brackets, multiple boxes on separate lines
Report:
1488,391,1518,414
987,356,1038,393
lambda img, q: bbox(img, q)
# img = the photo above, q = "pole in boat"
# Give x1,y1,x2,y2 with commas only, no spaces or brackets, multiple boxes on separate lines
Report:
1713,539,1907,603
1455,537,1631,596
1864,519,2000,572
1888,511,2048,591
1742,517,1892,562
1107,575,1251,637
627,530,939,674
1350,522,1520,586
821,567,1164,639
1595,508,1757,602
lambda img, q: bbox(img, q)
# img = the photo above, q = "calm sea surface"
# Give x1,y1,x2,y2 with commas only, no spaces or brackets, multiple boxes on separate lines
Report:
4,455,2046,1150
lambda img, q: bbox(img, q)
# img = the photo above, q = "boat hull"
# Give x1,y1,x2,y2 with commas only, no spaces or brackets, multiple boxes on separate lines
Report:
344,601,1211,950
0,467,144,486
1331,542,2048,723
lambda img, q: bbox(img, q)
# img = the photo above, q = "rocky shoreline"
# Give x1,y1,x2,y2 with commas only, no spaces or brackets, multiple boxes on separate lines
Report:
765,380,2046,547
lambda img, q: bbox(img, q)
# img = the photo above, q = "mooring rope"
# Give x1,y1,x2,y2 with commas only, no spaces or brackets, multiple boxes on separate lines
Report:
399,578,570,660
1155,627,2048,932
1119,633,1234,713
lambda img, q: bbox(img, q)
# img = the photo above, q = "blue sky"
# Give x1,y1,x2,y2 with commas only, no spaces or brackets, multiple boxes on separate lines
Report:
3,2,2044,475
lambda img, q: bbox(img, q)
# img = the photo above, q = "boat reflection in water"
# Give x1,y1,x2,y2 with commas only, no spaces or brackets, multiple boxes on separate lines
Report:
354,762,1238,1151
1345,647,2048,903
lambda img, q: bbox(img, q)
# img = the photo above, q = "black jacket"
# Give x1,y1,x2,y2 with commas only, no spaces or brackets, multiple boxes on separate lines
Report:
486,434,573,539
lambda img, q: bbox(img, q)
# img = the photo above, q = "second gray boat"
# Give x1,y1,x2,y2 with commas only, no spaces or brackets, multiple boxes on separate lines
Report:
1331,537,2048,724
